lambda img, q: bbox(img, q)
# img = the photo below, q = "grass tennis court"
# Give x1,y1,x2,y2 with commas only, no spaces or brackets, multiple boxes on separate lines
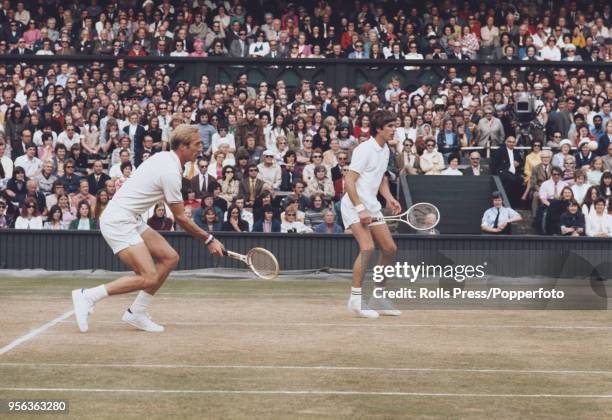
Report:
1,276,611,419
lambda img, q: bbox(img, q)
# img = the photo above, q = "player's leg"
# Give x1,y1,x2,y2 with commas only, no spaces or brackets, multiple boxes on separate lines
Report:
72,243,159,332
369,223,401,316
347,222,379,318
119,228,180,332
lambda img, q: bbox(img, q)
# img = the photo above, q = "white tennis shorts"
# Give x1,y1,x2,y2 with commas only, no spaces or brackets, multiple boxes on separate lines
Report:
100,203,150,254
341,196,384,228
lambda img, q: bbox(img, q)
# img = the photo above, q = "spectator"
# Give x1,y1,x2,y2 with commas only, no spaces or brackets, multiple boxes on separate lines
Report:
281,208,312,233
257,150,281,190
481,191,522,235
313,209,343,233
14,143,42,178
491,136,524,207
14,197,43,229
572,171,590,205
44,205,67,230
477,106,506,147
222,204,249,232
147,202,174,231
69,200,96,230
194,206,221,233
252,205,281,232
419,138,445,175
238,164,264,207
441,155,463,176
586,157,605,185
462,151,488,176
5,166,27,205
560,200,586,236
585,198,612,237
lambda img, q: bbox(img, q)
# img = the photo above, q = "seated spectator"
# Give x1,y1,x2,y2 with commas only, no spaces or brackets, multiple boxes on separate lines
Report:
0,197,16,229
436,118,460,159
44,205,67,230
114,162,133,191
14,197,43,229
441,155,463,176
147,202,174,231
194,207,222,233
419,138,445,175
304,193,329,228
313,209,343,233
396,139,420,175
5,166,28,205
35,161,57,196
252,205,281,232
222,204,250,232
562,155,576,185
600,173,612,200
59,160,81,195
69,200,96,230
481,191,522,235
238,164,265,207
304,165,335,200
586,157,604,186
547,187,575,235
560,200,585,236
575,139,595,168
281,208,312,233
257,150,282,190
571,171,590,205
462,151,488,176
585,198,612,237
71,179,96,209
14,143,42,178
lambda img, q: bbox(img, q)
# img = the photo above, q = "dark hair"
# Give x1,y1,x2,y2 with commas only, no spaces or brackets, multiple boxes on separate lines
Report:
370,110,397,135
120,161,133,172
22,197,39,217
48,205,63,221
77,200,92,218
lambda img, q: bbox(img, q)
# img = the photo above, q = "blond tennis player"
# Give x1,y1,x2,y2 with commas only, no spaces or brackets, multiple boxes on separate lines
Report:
341,110,402,318
72,124,225,333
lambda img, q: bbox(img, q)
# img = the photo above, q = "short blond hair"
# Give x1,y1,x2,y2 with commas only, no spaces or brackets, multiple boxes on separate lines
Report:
170,124,199,151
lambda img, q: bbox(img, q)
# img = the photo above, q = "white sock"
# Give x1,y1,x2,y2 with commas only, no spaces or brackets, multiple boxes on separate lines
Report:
83,285,108,303
350,287,361,302
130,291,153,314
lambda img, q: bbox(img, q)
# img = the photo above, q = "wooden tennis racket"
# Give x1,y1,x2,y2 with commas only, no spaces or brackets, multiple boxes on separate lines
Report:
224,247,280,280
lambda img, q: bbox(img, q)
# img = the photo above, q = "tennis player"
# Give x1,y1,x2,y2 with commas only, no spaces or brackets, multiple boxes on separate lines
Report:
72,124,225,333
341,110,402,318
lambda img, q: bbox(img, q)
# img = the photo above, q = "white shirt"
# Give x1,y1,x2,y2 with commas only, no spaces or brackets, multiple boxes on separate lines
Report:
571,183,590,205
507,147,516,174
14,155,42,177
539,179,568,201
441,167,463,176
281,220,313,233
211,133,236,153
56,131,81,149
1,155,14,179
108,151,183,217
15,216,43,229
586,212,612,237
109,163,124,178
341,138,389,214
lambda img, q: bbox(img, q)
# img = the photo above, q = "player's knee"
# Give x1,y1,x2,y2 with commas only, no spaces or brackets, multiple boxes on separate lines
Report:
165,251,180,268
360,244,375,254
382,243,398,256
139,269,160,289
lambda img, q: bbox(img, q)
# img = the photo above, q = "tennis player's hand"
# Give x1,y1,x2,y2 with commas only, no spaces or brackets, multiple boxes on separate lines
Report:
207,239,225,257
359,210,372,226
388,198,402,215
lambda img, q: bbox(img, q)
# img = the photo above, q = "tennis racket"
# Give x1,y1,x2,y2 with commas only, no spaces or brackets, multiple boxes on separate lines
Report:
372,202,440,231
224,247,280,280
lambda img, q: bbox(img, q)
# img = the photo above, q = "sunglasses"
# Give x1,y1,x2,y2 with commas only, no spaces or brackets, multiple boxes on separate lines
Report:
286,213,296,216
313,155,322,158
249,169,259,172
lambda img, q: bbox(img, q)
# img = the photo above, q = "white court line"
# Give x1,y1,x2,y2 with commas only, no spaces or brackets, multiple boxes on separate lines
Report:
0,310,74,356
55,320,612,330
0,387,610,398
0,362,610,375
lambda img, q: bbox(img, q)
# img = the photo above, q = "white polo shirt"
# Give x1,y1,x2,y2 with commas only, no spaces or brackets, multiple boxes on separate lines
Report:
342,138,389,214
108,151,183,217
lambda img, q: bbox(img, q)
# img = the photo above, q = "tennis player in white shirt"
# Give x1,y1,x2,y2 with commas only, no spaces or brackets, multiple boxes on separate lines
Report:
341,110,402,318
72,125,225,333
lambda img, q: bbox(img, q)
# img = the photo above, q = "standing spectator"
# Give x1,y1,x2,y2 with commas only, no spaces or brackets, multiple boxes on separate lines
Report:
490,136,524,206
477,107,506,147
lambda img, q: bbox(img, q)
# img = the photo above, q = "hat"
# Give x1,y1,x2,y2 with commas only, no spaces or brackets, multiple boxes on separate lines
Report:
564,44,576,51
534,83,543,89
559,139,572,148
427,31,437,38
434,97,445,106
263,150,275,157
578,138,590,147
338,122,350,130
142,0,154,7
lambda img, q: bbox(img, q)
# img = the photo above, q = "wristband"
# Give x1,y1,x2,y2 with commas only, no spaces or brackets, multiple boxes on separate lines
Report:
354,204,366,213
205,235,215,245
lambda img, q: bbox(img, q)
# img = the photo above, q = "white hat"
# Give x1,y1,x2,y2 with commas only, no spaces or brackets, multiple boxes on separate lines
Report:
564,44,576,51
142,0,154,7
534,83,543,89
434,97,445,106
559,139,572,148
578,138,590,147
263,150,275,157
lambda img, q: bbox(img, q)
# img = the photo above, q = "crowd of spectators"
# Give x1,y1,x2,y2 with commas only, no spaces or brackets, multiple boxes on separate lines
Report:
0,0,611,236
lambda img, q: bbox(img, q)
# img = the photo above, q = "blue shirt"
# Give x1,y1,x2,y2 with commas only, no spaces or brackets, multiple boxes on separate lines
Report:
481,206,520,228
198,123,217,150
444,131,455,147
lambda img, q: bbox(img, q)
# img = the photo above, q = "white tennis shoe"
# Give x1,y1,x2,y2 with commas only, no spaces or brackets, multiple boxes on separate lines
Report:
122,309,165,332
368,295,402,316
347,298,379,319
72,288,95,332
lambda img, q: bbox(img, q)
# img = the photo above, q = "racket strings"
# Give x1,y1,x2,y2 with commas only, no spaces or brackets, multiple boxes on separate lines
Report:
249,250,279,279
408,204,439,230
